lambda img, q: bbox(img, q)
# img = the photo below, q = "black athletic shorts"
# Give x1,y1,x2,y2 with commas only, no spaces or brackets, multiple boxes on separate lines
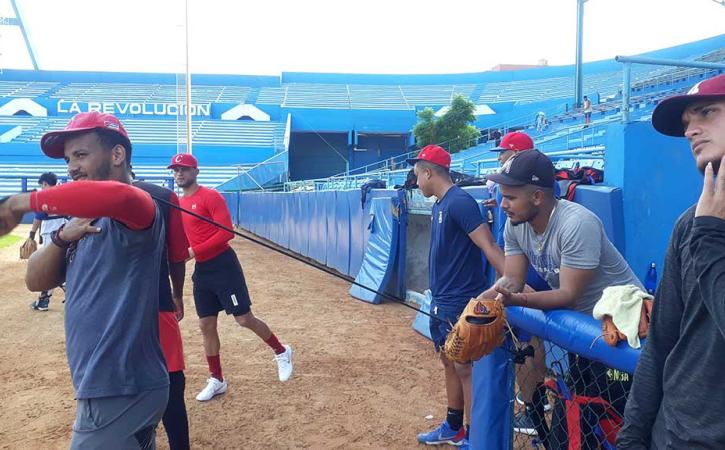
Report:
192,248,252,318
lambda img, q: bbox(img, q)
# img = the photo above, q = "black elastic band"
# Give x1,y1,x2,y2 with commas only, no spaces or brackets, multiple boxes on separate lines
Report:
149,193,438,320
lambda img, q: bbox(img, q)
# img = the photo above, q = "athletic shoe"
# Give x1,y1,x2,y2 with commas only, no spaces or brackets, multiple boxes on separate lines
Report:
516,391,552,412
417,421,466,445
196,377,227,401
274,344,294,382
458,438,470,450
513,410,538,436
30,297,49,311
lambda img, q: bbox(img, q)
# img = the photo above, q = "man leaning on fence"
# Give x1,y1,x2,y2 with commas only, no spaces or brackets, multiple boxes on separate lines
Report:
618,74,725,449
478,149,644,444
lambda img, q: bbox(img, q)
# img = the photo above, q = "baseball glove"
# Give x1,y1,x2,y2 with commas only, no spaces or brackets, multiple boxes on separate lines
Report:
443,298,507,363
19,238,37,260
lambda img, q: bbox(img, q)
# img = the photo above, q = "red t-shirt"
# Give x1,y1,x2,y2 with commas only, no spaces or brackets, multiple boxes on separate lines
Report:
179,185,234,263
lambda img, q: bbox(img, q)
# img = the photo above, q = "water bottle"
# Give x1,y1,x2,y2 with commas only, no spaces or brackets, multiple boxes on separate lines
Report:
645,263,657,296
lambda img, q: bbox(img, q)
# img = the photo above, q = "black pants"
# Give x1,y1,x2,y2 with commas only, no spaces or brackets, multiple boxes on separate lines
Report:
163,371,190,450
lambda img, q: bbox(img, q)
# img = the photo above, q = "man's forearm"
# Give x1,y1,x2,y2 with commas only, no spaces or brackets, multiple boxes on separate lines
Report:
507,288,577,310
26,240,66,291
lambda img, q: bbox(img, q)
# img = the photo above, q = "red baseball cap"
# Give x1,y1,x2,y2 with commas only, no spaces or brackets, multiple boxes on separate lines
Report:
652,73,725,137
406,144,451,169
167,153,198,169
492,131,534,152
40,111,130,159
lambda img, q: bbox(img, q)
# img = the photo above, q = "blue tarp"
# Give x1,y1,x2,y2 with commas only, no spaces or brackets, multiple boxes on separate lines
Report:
350,197,399,304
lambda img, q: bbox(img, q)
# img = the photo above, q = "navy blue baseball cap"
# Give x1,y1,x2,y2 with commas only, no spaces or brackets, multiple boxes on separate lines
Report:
487,149,555,189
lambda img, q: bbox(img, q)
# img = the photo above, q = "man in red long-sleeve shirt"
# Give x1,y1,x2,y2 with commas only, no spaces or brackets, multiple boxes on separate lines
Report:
169,153,294,402
0,112,170,449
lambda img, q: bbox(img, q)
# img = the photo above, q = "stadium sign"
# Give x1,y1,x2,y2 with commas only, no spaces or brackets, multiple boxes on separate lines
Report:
56,100,211,117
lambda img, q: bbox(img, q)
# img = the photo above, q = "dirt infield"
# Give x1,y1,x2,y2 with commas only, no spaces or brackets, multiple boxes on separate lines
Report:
0,227,447,449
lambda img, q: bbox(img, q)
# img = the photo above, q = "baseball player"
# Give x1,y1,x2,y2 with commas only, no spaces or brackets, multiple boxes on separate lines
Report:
482,149,643,443
0,112,169,449
169,153,294,402
28,172,67,311
618,74,725,449
409,145,505,450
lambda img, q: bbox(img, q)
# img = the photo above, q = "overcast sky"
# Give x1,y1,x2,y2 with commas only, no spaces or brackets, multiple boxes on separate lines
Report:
0,0,723,75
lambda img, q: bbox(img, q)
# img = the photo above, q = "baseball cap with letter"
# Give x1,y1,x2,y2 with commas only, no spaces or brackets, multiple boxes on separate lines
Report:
487,149,555,189
492,131,534,152
406,144,451,169
41,111,131,159
167,153,198,169
652,73,725,137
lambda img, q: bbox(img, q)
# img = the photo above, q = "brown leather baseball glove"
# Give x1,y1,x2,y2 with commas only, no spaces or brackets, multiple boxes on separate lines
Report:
444,298,507,363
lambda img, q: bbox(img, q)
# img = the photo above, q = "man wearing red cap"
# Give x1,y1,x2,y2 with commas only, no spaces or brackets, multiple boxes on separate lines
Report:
0,112,173,448
169,154,293,402
409,145,505,449
618,74,725,449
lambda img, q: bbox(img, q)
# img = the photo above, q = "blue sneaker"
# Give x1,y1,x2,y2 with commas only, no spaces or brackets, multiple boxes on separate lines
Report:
417,421,465,445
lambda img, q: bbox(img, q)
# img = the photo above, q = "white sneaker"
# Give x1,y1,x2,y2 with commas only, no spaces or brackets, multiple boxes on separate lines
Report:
196,377,227,401
274,344,294,382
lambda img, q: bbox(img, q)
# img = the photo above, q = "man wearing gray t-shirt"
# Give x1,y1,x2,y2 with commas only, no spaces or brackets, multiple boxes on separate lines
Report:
482,149,642,442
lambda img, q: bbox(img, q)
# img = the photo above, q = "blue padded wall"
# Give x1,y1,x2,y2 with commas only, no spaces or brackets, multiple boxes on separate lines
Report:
280,193,291,249
322,191,336,266
327,191,350,275
350,197,399,304
307,192,327,264
347,189,365,277
471,344,514,450
573,185,625,254
605,121,701,280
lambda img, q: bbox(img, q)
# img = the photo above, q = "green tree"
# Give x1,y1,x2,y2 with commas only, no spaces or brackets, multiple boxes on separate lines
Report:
412,95,480,154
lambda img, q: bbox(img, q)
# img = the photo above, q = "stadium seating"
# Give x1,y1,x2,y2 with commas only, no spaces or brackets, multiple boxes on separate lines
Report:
0,81,58,98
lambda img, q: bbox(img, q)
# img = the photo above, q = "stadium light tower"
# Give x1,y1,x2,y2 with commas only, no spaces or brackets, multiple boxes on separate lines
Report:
184,0,193,155
574,0,588,109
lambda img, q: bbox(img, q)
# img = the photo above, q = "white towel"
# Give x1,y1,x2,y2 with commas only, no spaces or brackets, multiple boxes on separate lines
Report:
593,284,653,349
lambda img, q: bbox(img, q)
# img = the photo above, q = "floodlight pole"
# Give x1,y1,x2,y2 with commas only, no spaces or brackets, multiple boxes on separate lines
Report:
574,0,587,109
185,0,193,155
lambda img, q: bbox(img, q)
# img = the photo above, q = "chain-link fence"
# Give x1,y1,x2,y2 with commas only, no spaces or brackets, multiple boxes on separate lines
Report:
509,335,631,450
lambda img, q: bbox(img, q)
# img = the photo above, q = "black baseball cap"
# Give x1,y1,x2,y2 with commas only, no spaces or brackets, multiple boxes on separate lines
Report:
487,149,555,189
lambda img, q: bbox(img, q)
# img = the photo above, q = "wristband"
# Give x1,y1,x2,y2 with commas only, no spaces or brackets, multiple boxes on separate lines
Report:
51,225,71,249
29,231,36,240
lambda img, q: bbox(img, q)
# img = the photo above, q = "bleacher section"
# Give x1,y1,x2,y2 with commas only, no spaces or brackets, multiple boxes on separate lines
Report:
0,115,286,148
270,83,478,109
49,83,252,104
0,81,58,98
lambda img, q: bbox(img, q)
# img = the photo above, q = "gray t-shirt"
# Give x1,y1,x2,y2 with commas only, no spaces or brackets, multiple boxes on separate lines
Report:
64,209,168,399
504,199,643,314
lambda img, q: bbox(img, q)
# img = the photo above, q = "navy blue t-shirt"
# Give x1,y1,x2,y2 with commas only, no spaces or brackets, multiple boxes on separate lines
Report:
429,185,486,308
